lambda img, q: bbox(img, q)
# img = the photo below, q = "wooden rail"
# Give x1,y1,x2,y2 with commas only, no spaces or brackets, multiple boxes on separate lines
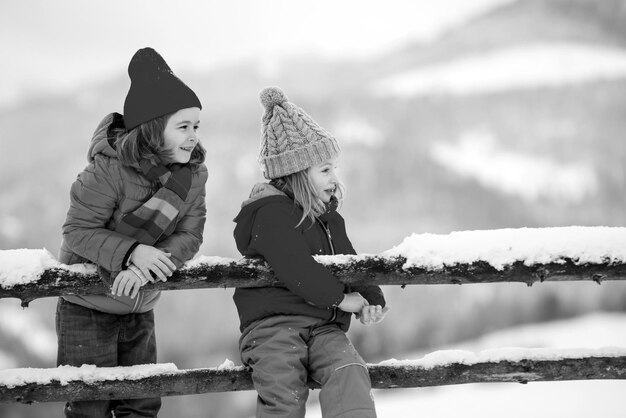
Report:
2,256,626,306
2,355,626,404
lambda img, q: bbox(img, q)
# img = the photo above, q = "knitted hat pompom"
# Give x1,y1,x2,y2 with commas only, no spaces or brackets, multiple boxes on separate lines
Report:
260,87,288,112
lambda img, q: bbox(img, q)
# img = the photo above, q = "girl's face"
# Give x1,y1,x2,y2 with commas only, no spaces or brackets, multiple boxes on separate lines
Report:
162,107,201,164
308,158,339,203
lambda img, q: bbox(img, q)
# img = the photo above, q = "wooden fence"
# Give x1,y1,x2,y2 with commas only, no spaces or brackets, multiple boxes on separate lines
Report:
2,253,626,404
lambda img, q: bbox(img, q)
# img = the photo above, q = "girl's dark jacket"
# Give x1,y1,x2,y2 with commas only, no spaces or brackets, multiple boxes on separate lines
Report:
233,183,386,333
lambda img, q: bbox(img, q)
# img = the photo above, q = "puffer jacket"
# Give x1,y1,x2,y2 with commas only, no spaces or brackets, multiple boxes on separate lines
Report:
59,113,208,314
233,183,385,333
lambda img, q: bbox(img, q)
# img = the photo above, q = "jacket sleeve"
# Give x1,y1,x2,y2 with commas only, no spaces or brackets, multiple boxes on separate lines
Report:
250,203,345,309
155,166,207,268
354,285,386,308
62,156,137,272
333,215,387,308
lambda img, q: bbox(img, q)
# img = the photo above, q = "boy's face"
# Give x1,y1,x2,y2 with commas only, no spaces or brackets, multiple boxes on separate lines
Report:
308,158,339,203
163,107,201,164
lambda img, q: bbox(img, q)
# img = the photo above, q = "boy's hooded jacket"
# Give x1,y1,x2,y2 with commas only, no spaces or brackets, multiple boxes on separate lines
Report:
233,183,385,333
59,113,207,314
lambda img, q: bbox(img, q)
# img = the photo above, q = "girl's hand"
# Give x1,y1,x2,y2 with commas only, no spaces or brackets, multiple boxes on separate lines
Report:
129,244,176,282
337,292,369,313
111,269,144,299
357,305,390,326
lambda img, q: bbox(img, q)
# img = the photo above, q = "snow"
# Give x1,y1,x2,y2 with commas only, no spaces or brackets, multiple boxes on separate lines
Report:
0,360,247,389
183,255,237,268
217,359,237,371
314,254,361,266
383,226,626,270
0,249,60,288
378,346,626,369
0,363,179,389
373,43,626,97
429,131,598,202
0,249,96,289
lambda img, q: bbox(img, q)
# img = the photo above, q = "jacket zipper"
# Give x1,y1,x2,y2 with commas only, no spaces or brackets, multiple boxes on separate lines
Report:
317,218,338,321
317,219,335,255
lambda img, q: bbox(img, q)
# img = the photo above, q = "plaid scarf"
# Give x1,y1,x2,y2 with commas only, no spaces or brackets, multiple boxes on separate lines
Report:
116,160,192,245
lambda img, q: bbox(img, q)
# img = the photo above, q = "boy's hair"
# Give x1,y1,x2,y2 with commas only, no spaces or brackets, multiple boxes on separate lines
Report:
112,114,206,166
275,169,345,228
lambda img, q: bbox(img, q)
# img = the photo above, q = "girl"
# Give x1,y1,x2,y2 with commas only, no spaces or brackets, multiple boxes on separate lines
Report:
233,87,388,418
56,47,207,418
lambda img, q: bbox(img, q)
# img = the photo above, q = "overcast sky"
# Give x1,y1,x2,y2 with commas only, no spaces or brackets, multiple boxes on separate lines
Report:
0,0,513,105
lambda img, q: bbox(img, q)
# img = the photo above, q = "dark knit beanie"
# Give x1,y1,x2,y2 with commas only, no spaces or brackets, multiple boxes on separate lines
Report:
123,47,202,131
258,87,340,179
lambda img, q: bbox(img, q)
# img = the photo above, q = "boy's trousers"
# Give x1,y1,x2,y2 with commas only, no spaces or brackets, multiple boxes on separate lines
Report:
56,298,161,418
240,315,376,418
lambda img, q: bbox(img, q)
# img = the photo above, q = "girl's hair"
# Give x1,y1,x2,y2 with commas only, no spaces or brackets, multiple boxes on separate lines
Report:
274,168,345,228
111,113,206,166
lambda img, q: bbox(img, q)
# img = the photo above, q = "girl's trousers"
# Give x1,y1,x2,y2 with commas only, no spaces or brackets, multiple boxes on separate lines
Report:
240,315,376,418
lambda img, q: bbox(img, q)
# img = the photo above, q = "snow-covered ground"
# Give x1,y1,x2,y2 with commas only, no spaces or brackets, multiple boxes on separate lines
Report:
368,379,626,418
306,312,626,418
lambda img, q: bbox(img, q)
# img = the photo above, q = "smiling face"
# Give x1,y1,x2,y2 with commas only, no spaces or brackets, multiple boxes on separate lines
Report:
162,107,201,164
308,158,339,203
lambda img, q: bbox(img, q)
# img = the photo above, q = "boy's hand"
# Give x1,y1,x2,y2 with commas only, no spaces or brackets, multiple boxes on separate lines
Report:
337,292,369,313
129,244,176,282
357,305,390,325
111,269,144,299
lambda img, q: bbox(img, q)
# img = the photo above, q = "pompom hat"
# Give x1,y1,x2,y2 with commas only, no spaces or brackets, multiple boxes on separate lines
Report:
123,47,202,131
258,87,340,179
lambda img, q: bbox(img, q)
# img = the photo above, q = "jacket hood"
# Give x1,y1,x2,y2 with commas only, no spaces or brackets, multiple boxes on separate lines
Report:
241,182,287,207
88,113,123,162
233,183,292,254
